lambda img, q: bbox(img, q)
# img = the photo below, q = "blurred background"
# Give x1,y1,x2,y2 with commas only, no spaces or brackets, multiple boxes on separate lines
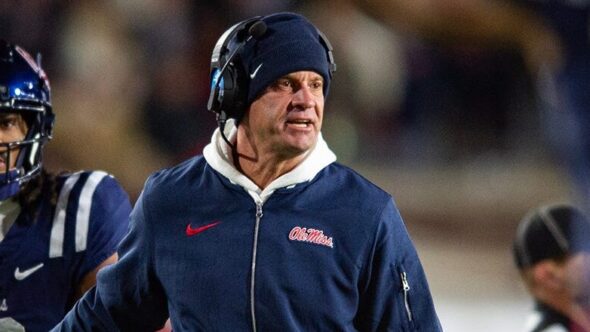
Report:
1,1,577,330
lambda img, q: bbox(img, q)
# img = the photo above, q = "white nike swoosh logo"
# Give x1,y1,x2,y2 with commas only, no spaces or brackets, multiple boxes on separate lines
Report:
250,63,263,79
14,263,44,281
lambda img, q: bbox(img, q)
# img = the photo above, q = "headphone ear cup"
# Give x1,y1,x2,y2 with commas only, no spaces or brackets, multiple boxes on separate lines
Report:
208,17,263,122
218,61,248,120
207,64,241,118
207,69,222,114
317,29,336,76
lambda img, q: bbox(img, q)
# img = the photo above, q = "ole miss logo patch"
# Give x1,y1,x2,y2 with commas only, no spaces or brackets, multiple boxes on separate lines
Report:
288,226,334,248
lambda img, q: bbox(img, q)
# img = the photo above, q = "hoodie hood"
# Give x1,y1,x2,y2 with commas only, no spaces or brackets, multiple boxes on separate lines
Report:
203,119,336,203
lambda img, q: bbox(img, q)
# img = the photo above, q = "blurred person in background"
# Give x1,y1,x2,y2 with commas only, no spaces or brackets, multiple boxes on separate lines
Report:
346,0,589,206
52,12,441,331
47,1,170,200
0,1,170,201
516,0,590,213
514,203,590,332
0,40,131,331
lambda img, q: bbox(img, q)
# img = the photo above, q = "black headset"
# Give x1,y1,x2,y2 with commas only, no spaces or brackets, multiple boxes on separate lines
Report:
207,15,337,127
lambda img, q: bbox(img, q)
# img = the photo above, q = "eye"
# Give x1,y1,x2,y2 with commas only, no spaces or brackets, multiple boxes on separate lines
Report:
0,116,17,129
310,80,323,91
277,79,293,89
268,78,296,93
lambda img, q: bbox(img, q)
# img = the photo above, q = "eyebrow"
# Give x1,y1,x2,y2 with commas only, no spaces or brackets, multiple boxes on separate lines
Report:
282,73,323,81
0,113,19,119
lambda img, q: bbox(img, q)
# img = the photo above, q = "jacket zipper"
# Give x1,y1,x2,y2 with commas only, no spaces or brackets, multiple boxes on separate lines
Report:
250,202,264,332
401,271,413,322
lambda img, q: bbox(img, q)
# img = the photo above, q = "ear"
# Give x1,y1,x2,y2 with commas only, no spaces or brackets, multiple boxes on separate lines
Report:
533,261,565,290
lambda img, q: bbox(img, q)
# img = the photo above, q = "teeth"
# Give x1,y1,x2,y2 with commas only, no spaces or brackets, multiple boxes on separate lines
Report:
288,120,310,127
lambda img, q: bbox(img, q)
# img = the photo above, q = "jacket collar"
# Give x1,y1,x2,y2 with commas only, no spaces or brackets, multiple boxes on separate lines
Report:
203,120,336,203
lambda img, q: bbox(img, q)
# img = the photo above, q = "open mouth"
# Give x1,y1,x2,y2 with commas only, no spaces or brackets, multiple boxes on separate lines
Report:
286,119,312,128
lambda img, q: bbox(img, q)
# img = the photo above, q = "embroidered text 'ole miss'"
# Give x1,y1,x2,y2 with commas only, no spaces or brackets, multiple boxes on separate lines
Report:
288,226,334,248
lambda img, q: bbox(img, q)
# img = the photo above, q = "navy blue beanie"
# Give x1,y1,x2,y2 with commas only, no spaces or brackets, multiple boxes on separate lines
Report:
513,203,590,269
239,12,334,105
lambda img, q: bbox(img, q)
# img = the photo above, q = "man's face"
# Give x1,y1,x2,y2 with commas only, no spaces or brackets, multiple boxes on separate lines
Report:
243,70,325,159
0,112,28,172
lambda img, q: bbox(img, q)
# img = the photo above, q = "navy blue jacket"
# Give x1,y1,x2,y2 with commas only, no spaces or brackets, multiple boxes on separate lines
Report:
53,134,441,331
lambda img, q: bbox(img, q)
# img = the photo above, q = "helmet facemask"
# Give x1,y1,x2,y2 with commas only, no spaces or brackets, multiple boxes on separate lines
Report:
0,111,51,182
0,40,54,200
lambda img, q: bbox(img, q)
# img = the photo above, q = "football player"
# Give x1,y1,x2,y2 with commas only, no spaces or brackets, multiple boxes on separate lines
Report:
0,40,132,331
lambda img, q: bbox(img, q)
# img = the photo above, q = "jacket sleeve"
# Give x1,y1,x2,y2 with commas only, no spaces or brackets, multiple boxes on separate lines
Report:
355,199,442,331
51,178,169,331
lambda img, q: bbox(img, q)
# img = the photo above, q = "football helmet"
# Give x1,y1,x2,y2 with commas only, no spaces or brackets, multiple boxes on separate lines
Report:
0,40,54,199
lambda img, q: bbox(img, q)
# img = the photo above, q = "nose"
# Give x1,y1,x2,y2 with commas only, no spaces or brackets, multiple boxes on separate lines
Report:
291,86,316,109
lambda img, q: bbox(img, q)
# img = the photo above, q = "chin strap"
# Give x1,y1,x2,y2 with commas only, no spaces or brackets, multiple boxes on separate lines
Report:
0,169,22,200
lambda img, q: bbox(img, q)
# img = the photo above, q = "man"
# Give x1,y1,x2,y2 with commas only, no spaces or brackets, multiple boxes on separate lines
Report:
514,203,590,332
53,12,441,331
0,40,132,331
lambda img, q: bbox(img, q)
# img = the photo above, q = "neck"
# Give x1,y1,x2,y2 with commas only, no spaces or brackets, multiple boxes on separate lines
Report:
233,128,308,190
